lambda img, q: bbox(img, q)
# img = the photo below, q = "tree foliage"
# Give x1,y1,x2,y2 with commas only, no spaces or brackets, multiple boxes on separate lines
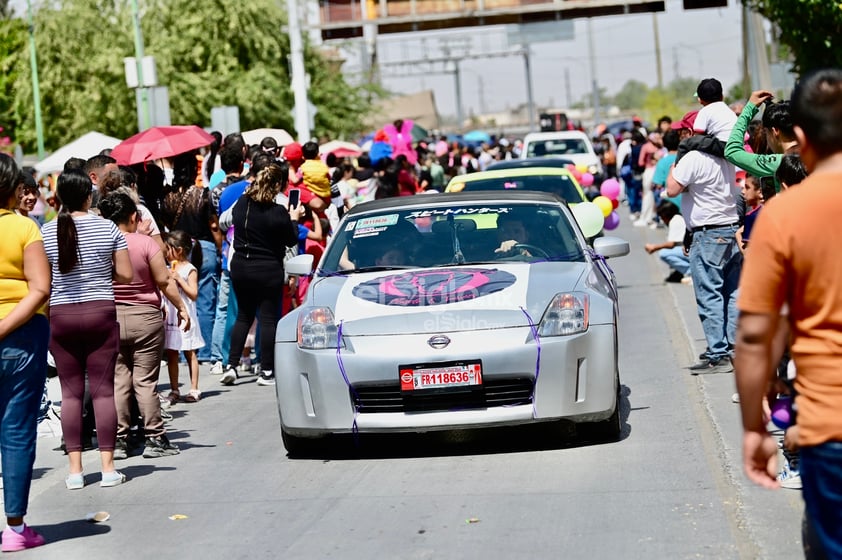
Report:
613,80,649,111
744,0,842,74
0,18,25,131
7,0,371,153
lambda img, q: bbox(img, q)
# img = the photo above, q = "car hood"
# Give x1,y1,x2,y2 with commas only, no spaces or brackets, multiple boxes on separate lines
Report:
309,262,587,336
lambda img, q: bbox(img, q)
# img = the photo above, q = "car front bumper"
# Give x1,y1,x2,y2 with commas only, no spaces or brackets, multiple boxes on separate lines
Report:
275,324,617,437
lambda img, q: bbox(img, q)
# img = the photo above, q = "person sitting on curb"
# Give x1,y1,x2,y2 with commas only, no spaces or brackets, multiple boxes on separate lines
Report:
644,200,691,284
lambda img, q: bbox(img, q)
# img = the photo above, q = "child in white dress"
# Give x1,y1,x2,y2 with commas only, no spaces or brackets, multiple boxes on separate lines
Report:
163,231,204,403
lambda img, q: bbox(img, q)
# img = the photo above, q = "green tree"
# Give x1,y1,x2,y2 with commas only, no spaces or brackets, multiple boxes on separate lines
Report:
12,0,370,153
612,80,649,111
743,1,842,73
0,18,25,139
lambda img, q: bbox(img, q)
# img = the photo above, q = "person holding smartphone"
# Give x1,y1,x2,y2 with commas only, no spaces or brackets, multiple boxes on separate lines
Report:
220,160,305,387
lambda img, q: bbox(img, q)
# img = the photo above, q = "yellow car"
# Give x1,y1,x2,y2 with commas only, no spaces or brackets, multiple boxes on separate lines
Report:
445,167,586,205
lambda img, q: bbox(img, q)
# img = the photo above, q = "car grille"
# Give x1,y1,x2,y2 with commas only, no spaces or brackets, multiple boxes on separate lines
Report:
350,377,534,414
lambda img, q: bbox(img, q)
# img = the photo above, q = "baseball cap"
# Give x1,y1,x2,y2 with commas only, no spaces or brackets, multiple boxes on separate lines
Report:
282,142,303,164
670,111,699,131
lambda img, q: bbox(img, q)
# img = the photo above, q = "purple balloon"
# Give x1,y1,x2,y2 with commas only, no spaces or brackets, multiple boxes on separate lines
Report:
600,178,621,200
603,211,620,230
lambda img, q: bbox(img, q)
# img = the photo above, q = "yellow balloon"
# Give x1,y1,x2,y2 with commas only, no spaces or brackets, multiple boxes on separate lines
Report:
593,196,613,218
576,164,589,173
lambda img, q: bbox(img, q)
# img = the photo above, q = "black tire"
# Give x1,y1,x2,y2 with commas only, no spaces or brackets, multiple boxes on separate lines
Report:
281,428,322,457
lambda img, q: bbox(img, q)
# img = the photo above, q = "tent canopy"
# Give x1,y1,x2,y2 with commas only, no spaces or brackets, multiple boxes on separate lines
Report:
33,131,122,177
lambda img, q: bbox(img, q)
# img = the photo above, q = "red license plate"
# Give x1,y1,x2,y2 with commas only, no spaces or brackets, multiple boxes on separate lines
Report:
400,363,482,391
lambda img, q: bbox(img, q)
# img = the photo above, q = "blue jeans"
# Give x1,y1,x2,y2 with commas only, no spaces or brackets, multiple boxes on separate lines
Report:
223,279,238,364
210,270,231,363
689,226,741,361
195,239,220,362
627,176,643,214
0,314,48,518
659,246,690,276
801,441,842,559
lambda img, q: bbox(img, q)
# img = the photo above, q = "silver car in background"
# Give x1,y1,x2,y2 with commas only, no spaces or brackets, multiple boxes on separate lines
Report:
276,191,630,454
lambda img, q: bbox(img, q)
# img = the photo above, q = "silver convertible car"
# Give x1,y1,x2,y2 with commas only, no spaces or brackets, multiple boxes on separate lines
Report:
276,191,630,454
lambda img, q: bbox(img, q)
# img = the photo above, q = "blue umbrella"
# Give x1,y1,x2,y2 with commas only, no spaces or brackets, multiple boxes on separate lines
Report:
463,130,491,143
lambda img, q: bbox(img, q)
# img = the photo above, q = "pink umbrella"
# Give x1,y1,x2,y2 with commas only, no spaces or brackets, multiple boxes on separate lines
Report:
110,125,215,165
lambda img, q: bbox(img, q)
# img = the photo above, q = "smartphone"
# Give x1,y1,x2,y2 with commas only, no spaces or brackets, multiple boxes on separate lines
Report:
288,188,300,209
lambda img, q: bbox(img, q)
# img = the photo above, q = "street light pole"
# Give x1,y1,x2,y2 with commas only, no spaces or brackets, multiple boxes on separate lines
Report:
131,0,150,131
26,0,45,159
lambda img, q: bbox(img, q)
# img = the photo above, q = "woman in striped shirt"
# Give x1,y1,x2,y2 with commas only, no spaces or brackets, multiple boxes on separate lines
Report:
42,169,133,490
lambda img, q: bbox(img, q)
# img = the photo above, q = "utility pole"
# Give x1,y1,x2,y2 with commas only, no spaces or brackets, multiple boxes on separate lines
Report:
523,47,536,132
586,18,601,126
130,0,150,131
652,12,663,89
453,60,463,131
26,0,45,159
564,67,572,109
287,0,311,141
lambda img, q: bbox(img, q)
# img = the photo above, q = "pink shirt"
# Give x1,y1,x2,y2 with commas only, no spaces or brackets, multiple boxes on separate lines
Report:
114,232,162,308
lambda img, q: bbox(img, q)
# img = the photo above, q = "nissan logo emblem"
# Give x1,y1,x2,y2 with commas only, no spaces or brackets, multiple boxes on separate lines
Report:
427,335,451,349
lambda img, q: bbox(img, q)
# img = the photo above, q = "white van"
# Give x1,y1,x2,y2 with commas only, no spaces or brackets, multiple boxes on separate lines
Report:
520,130,603,177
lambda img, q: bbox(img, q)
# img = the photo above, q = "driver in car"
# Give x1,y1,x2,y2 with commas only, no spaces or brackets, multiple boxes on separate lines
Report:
494,212,535,257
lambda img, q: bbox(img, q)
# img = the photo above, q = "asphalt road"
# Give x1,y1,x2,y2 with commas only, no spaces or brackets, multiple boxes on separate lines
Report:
12,217,803,560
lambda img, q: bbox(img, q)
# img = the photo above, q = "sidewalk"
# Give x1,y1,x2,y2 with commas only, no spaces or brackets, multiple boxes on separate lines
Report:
640,224,805,557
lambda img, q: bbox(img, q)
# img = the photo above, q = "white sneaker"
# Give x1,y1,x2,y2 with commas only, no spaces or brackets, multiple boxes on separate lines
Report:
252,364,262,376
238,358,252,374
633,220,648,227
731,392,740,403
680,276,693,285
220,366,238,386
777,464,802,489
209,361,224,375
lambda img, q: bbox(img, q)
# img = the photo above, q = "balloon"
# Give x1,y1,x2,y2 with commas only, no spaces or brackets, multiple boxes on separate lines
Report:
603,211,620,230
600,178,621,200
593,196,613,217
576,164,589,173
771,396,793,430
579,172,594,187
565,164,576,171
572,170,583,181
572,202,605,238
611,198,620,209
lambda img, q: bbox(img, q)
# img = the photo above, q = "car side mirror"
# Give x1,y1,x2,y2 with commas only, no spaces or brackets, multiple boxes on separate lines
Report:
285,254,314,276
592,236,630,259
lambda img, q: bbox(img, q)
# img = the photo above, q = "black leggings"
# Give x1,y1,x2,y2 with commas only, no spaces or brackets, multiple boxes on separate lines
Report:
228,267,284,373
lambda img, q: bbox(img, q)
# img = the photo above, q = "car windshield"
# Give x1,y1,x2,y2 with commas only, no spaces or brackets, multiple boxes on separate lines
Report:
457,175,583,203
527,138,589,158
319,202,585,274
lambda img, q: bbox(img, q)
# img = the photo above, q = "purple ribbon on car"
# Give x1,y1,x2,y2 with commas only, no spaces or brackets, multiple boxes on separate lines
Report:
520,307,541,419
335,321,360,440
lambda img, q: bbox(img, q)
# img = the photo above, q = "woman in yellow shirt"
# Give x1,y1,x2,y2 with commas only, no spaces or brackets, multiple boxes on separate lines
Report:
0,154,50,552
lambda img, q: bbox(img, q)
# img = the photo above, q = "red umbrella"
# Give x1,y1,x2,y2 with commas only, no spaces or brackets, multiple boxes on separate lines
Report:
110,125,214,165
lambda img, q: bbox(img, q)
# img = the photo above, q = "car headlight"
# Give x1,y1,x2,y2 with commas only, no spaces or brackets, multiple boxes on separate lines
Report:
538,292,589,336
297,307,343,349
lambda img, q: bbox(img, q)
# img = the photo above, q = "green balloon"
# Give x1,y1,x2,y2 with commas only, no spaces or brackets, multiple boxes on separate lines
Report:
572,202,605,238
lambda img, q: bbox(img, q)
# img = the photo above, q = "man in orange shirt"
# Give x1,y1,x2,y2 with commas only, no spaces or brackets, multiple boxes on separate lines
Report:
734,68,842,558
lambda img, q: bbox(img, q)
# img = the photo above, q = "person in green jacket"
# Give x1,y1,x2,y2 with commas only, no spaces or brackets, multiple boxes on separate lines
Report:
724,90,799,191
